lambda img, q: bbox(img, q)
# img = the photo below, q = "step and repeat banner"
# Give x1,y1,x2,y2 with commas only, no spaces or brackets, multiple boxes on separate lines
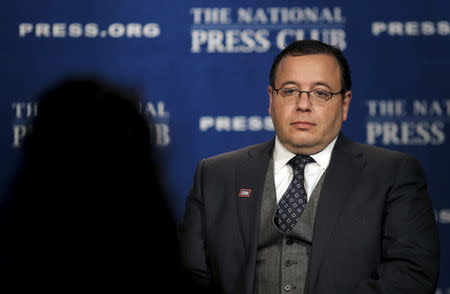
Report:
1,0,449,290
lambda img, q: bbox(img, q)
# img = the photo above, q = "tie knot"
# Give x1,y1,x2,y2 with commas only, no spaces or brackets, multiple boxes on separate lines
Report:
288,155,315,170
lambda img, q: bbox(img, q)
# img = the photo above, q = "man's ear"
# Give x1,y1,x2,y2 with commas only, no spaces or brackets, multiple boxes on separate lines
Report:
342,91,352,121
268,85,273,116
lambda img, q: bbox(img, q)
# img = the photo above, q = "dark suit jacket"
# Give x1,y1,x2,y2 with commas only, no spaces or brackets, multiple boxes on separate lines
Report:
180,134,439,294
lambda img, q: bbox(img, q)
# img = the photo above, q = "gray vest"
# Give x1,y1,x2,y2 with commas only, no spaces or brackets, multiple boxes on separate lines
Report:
256,159,326,294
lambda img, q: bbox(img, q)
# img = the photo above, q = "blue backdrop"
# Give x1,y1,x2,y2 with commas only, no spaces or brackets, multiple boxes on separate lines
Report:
1,0,449,291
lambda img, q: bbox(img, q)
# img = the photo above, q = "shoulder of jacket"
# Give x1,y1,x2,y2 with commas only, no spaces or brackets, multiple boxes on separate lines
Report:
202,139,274,164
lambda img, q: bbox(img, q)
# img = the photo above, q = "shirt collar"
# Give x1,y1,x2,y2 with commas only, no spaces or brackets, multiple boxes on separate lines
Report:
273,136,338,173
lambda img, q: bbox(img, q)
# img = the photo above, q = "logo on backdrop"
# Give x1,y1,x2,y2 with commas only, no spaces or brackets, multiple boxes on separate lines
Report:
372,20,450,37
190,6,347,53
365,99,448,145
138,100,171,146
11,101,37,148
11,100,170,148
199,115,274,132
19,23,160,39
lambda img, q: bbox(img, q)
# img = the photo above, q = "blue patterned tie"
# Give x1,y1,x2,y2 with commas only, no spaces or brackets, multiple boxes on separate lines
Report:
275,155,315,233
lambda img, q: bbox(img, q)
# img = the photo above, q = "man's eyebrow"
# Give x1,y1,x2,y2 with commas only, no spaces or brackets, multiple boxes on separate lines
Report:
278,81,299,88
312,81,332,89
277,81,332,89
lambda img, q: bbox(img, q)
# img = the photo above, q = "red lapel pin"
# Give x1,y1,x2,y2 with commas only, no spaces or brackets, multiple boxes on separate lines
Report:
238,189,252,198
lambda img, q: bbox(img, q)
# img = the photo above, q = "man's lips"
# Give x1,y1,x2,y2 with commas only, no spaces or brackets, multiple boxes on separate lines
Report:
290,121,316,129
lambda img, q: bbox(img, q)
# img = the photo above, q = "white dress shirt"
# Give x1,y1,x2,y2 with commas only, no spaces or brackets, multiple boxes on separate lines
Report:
272,136,337,203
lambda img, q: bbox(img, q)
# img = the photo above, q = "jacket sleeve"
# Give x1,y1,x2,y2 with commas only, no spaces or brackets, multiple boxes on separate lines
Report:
179,160,214,288
354,155,440,294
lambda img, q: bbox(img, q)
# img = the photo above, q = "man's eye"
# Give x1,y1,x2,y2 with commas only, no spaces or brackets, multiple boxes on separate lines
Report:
314,90,330,98
281,88,298,96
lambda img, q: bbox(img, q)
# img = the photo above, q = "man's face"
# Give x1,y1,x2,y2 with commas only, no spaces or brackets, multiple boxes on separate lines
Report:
269,54,352,155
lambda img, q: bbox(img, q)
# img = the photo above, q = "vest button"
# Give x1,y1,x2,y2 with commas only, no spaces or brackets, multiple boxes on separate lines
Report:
284,285,292,292
286,238,294,246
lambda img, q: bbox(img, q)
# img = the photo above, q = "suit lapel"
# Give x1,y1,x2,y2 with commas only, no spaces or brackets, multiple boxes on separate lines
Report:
307,135,365,293
235,140,273,252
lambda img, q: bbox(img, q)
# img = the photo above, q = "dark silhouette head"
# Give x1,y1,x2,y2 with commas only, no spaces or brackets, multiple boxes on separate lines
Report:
4,77,188,290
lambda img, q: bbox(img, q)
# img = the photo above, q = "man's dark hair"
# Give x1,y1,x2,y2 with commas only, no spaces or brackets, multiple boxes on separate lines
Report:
269,40,352,92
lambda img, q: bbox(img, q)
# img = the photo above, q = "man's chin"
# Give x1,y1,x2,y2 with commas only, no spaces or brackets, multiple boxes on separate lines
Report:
289,135,317,149
279,137,319,154
291,141,314,148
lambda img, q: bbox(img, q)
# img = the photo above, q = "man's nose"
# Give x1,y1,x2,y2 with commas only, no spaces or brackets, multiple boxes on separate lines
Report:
296,91,312,111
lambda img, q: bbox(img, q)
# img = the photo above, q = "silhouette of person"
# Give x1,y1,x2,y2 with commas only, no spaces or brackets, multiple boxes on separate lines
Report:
2,77,203,292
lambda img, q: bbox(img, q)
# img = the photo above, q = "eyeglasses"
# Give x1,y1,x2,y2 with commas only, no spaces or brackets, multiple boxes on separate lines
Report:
272,87,344,104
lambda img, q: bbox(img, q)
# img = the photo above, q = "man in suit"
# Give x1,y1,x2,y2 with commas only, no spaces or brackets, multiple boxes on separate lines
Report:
180,40,439,294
